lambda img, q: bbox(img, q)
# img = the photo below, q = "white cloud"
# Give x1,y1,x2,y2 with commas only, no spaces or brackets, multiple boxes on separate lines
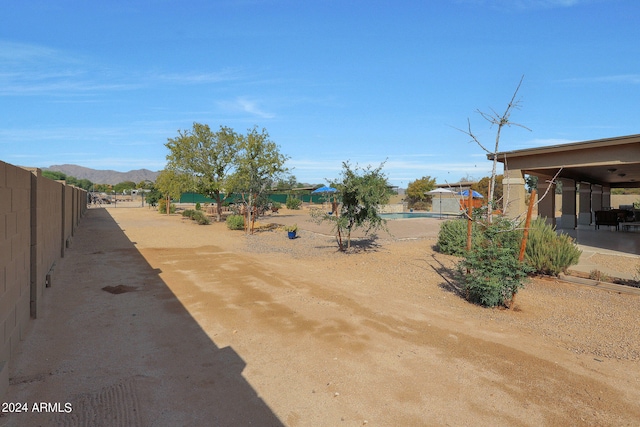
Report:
0,41,64,64
154,69,242,84
217,97,275,119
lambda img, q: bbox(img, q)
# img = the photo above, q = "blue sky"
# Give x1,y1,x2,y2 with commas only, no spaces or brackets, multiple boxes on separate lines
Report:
1,0,638,187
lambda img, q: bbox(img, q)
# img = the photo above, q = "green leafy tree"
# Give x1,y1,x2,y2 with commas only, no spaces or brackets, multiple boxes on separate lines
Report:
524,175,538,193
471,175,503,208
524,175,562,194
406,176,436,209
155,169,189,214
165,123,241,221
42,171,93,191
114,181,136,194
227,126,289,233
43,170,66,181
312,162,391,251
137,180,155,189
145,187,162,207
274,175,298,191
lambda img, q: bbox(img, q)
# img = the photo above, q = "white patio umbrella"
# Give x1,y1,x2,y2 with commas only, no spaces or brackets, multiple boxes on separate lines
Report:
426,188,455,218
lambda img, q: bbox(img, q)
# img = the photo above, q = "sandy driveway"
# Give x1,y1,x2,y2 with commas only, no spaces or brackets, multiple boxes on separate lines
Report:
2,206,639,426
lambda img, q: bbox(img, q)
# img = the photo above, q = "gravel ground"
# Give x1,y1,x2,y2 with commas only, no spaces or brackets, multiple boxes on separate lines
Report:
243,216,640,362
588,253,640,278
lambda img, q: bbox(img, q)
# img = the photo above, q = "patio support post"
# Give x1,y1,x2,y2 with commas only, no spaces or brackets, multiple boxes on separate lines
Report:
502,169,526,219
537,179,556,226
560,178,576,229
592,185,603,213
578,182,592,226
602,185,611,209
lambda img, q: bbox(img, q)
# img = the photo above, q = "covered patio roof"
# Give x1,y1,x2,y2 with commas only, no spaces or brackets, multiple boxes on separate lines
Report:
489,134,640,188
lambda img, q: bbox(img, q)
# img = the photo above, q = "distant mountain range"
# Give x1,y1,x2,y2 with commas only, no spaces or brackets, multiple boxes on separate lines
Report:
45,164,159,185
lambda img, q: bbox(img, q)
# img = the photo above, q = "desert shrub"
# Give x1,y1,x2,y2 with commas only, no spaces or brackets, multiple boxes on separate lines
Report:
271,201,282,209
181,209,210,224
285,196,302,210
409,200,430,211
438,219,483,256
158,198,176,214
589,269,610,282
490,217,523,252
226,214,245,230
192,210,210,225
457,222,533,308
446,215,581,307
524,219,581,276
195,202,201,211
437,217,523,255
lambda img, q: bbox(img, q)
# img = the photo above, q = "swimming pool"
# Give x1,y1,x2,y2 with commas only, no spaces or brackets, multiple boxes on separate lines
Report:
380,212,460,219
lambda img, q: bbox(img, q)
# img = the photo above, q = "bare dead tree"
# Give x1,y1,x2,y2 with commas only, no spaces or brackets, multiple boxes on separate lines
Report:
457,75,531,223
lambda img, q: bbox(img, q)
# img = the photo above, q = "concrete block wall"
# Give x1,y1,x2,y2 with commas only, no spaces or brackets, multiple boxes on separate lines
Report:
0,162,32,399
31,171,64,317
0,161,87,399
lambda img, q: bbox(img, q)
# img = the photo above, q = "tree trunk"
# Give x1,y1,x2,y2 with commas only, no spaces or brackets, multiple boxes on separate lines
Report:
511,189,536,310
215,192,223,222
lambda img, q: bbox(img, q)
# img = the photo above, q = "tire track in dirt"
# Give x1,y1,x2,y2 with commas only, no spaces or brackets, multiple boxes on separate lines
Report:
50,377,143,427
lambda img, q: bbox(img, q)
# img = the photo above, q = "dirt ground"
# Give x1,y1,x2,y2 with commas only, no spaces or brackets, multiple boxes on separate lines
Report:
2,206,640,426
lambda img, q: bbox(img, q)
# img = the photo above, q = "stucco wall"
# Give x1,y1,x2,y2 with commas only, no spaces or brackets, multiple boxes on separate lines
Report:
0,162,87,398
611,194,640,209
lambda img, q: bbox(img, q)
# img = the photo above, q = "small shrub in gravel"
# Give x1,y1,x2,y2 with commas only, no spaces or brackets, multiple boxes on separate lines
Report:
285,196,302,210
457,220,533,308
589,269,610,282
437,219,483,256
226,214,245,230
181,209,210,225
524,219,581,275
193,210,210,225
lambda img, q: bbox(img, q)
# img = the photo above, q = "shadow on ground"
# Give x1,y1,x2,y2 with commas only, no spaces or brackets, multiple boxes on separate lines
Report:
2,208,284,426
428,254,466,298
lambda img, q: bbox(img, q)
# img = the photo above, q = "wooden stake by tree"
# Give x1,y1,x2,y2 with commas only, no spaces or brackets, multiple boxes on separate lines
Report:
466,188,473,252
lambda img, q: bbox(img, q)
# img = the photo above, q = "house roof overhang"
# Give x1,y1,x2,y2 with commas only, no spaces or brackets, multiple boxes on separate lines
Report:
488,134,640,188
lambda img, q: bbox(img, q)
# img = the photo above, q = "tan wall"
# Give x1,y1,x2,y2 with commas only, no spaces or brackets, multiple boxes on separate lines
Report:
611,194,639,209
33,173,64,317
0,162,31,399
0,162,87,398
